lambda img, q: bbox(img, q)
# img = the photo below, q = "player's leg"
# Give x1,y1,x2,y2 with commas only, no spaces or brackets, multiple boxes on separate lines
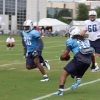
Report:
71,63,90,90
54,59,77,96
26,57,37,69
91,53,99,72
94,40,100,71
33,57,49,82
39,56,50,70
54,70,69,96
90,53,99,72
90,40,99,72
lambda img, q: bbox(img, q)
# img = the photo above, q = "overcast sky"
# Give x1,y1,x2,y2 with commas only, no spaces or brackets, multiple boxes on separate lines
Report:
47,0,81,2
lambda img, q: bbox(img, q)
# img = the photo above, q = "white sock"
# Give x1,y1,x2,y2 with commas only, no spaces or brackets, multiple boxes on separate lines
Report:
95,63,98,66
43,75,47,77
59,88,64,91
77,78,81,80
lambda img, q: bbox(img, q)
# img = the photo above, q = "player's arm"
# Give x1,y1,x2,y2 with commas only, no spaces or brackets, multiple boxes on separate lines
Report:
81,21,88,36
32,37,44,57
81,30,87,36
62,46,71,57
36,37,44,51
60,46,71,60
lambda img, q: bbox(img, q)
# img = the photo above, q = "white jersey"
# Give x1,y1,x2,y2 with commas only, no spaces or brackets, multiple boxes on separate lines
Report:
6,37,15,43
84,19,100,41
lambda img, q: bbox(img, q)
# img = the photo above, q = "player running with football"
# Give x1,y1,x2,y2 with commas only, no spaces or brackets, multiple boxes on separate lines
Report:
54,26,94,96
81,10,100,72
22,20,50,82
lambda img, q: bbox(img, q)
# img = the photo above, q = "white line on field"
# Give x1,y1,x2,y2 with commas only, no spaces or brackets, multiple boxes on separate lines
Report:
0,62,25,67
32,78,100,100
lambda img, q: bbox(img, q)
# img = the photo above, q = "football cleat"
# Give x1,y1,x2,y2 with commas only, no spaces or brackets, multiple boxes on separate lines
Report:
40,76,49,82
91,63,99,72
71,78,81,90
54,89,64,96
44,60,50,70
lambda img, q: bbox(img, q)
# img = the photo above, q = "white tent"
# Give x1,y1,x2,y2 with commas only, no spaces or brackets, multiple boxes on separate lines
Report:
34,18,68,31
69,20,85,30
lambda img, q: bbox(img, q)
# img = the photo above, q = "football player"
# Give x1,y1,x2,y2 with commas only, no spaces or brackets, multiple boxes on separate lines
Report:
22,20,50,82
54,26,94,95
81,10,100,72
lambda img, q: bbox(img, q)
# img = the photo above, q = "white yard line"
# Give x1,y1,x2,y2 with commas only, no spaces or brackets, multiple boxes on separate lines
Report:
32,78,100,100
0,62,25,67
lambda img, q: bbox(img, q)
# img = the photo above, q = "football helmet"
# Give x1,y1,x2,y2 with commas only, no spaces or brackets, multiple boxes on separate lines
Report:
23,20,33,32
69,26,81,37
89,10,97,21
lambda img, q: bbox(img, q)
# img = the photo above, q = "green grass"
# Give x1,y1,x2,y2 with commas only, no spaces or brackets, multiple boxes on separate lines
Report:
0,35,100,100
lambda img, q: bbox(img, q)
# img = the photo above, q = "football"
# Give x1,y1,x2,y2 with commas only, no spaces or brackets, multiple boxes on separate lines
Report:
60,55,70,61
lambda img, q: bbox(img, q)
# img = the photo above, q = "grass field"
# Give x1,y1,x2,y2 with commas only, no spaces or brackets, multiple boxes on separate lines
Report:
0,35,100,100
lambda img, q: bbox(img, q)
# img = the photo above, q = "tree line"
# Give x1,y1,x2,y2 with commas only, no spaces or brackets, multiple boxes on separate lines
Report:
47,3,100,24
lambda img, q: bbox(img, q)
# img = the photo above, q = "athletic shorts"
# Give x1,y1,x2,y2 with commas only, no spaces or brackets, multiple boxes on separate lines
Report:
26,52,44,68
64,59,90,78
90,39,100,54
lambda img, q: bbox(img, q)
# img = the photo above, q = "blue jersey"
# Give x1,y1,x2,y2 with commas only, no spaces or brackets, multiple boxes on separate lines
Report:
22,30,40,52
66,38,91,55
66,37,92,64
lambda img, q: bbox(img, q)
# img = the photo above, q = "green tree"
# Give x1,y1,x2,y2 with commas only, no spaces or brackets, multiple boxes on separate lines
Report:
76,3,89,20
95,6,100,18
53,8,59,18
58,17,70,24
47,10,52,18
57,9,71,18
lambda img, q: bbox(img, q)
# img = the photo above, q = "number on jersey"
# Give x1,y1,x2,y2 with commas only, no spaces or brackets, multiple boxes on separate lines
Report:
88,24,97,32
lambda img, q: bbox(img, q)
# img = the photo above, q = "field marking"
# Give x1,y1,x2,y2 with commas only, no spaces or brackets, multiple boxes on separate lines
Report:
32,78,100,100
0,62,25,67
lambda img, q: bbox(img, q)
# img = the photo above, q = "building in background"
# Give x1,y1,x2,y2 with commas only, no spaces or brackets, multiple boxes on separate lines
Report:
78,0,100,9
47,0,100,20
0,0,46,33
47,1,79,20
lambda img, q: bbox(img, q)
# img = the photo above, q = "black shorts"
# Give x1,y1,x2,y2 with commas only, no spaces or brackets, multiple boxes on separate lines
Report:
90,39,100,54
64,59,90,78
26,52,44,68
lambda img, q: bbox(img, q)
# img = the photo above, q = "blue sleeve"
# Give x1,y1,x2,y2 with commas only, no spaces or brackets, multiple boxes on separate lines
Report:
66,38,73,47
36,37,44,51
33,30,40,38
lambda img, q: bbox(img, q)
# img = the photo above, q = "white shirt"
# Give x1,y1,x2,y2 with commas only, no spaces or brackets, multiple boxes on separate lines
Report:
84,18,100,41
6,37,15,43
